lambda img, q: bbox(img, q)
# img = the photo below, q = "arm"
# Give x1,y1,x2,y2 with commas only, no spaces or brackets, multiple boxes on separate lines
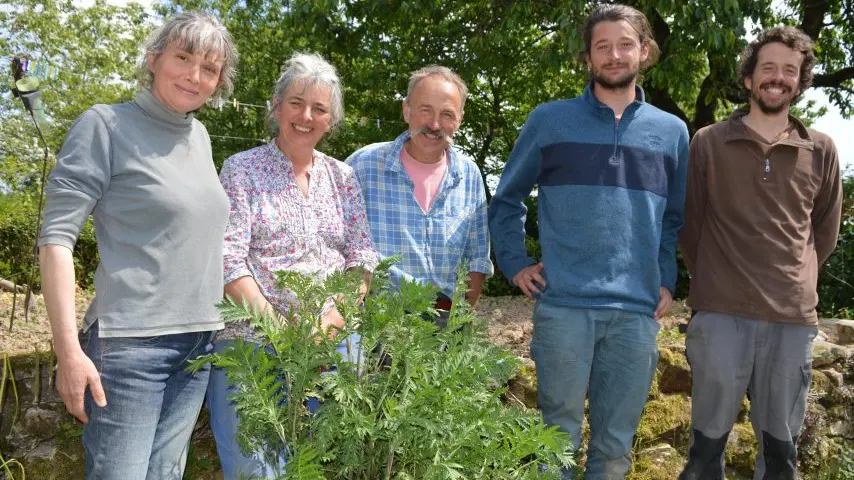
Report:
811,138,843,266
340,165,380,274
488,111,543,290
38,109,113,423
465,272,486,306
678,131,708,276
224,276,273,316
219,156,264,312
462,164,494,305
41,245,106,423
658,122,690,296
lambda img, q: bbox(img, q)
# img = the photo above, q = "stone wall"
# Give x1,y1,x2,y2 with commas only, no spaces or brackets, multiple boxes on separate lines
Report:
2,309,853,479
0,351,221,479
502,314,854,479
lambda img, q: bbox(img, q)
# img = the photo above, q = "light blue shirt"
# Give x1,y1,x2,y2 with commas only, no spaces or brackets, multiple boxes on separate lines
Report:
347,131,493,297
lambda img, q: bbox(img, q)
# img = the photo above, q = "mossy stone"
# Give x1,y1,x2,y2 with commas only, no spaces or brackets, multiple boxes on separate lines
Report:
636,394,692,444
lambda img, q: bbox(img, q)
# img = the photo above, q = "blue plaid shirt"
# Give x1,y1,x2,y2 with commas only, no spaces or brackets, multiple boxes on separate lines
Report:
347,131,493,296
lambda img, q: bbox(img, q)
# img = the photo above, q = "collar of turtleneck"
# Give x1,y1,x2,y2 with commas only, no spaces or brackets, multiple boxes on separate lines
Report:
134,89,195,127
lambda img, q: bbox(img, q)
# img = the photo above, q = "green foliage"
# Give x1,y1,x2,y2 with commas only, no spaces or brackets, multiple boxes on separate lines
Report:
0,195,98,289
818,175,854,318
822,444,854,480
0,451,25,480
192,259,574,479
1,0,150,196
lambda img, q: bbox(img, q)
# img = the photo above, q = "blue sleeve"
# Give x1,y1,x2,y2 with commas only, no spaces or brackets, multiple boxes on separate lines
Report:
659,122,690,293
488,111,543,282
464,165,494,276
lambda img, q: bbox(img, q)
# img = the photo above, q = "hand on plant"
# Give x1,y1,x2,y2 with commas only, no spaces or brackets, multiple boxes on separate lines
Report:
56,350,106,423
512,262,546,299
655,287,673,321
319,305,345,339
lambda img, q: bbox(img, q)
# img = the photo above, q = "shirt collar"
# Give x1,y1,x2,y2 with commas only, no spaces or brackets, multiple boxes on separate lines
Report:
134,89,195,127
384,130,464,186
266,141,326,174
582,83,646,120
723,108,815,151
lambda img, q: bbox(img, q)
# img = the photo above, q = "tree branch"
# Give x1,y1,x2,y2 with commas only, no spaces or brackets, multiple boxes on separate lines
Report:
641,7,694,132
800,0,830,40
813,67,854,88
694,74,718,134
644,86,694,134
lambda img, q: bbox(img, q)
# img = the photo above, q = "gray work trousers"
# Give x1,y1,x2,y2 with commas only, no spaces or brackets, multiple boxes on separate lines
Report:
679,311,817,480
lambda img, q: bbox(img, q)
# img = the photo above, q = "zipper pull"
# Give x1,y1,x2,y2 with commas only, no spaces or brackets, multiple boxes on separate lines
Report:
763,158,770,180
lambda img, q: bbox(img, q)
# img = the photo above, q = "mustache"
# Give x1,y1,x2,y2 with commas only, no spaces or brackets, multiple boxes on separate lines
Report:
759,81,792,93
411,126,454,143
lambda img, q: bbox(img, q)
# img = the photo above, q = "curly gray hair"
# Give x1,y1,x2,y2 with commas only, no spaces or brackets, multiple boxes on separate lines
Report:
135,12,238,105
266,53,344,136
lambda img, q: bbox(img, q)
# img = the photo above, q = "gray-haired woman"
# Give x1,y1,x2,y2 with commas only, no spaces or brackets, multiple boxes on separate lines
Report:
209,52,378,479
38,12,237,479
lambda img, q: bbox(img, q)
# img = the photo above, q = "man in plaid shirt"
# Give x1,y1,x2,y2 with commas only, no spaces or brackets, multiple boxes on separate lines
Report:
347,66,493,307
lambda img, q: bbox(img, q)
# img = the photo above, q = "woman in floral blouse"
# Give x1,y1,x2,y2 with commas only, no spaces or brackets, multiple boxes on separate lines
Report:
208,53,379,479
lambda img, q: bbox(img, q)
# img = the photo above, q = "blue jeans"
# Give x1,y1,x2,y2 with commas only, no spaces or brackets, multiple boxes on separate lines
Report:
81,322,215,480
530,303,660,480
208,334,361,480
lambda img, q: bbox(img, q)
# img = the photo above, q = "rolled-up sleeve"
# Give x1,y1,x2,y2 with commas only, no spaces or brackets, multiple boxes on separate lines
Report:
39,109,112,249
219,157,254,284
464,168,493,276
340,167,379,272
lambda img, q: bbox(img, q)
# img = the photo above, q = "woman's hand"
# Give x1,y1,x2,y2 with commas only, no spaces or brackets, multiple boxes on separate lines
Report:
40,244,107,423
319,305,345,339
55,350,106,423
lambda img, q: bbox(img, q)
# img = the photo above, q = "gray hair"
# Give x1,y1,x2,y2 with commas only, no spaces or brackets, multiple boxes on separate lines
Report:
136,12,238,105
266,53,344,136
406,66,468,112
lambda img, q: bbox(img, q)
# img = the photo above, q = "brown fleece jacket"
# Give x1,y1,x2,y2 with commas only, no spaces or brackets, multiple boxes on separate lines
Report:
679,109,843,324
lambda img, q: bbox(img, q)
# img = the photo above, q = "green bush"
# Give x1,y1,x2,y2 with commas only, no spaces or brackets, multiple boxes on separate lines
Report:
0,195,99,290
194,259,574,479
818,175,854,319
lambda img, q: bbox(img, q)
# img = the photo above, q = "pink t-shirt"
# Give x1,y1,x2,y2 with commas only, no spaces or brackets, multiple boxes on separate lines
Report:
400,147,448,213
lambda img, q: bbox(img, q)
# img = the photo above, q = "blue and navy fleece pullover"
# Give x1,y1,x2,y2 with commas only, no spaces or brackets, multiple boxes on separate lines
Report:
489,85,689,316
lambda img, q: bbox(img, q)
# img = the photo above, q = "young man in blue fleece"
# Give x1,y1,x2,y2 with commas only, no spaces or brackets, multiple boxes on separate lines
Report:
488,4,689,479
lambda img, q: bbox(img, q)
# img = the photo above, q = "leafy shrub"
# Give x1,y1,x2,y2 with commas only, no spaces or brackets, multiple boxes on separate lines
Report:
0,195,98,290
193,259,574,479
818,175,854,319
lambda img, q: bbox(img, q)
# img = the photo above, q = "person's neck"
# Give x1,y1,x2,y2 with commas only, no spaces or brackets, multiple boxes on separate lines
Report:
277,137,314,173
742,103,791,142
592,82,637,120
404,139,445,165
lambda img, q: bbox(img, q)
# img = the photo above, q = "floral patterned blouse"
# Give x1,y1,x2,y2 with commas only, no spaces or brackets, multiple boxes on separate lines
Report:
218,143,379,341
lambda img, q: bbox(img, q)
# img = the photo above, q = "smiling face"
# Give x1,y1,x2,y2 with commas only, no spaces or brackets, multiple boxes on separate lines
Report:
587,20,649,91
274,79,333,152
147,42,223,113
402,75,463,163
744,41,804,115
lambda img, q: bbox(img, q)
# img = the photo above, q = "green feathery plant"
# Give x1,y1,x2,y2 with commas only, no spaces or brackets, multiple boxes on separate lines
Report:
190,258,573,479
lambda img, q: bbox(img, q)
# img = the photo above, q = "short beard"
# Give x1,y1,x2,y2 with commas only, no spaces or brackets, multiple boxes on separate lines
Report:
753,97,789,115
751,82,794,115
591,67,638,90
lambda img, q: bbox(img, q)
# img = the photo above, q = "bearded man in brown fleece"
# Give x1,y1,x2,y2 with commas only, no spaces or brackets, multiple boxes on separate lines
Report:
678,26,843,480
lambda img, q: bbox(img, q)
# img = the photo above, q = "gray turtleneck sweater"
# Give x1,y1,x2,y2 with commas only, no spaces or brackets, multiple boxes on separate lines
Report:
39,89,229,337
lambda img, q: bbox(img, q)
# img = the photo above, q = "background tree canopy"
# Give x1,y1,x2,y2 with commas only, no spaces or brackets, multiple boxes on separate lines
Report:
1,0,852,312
